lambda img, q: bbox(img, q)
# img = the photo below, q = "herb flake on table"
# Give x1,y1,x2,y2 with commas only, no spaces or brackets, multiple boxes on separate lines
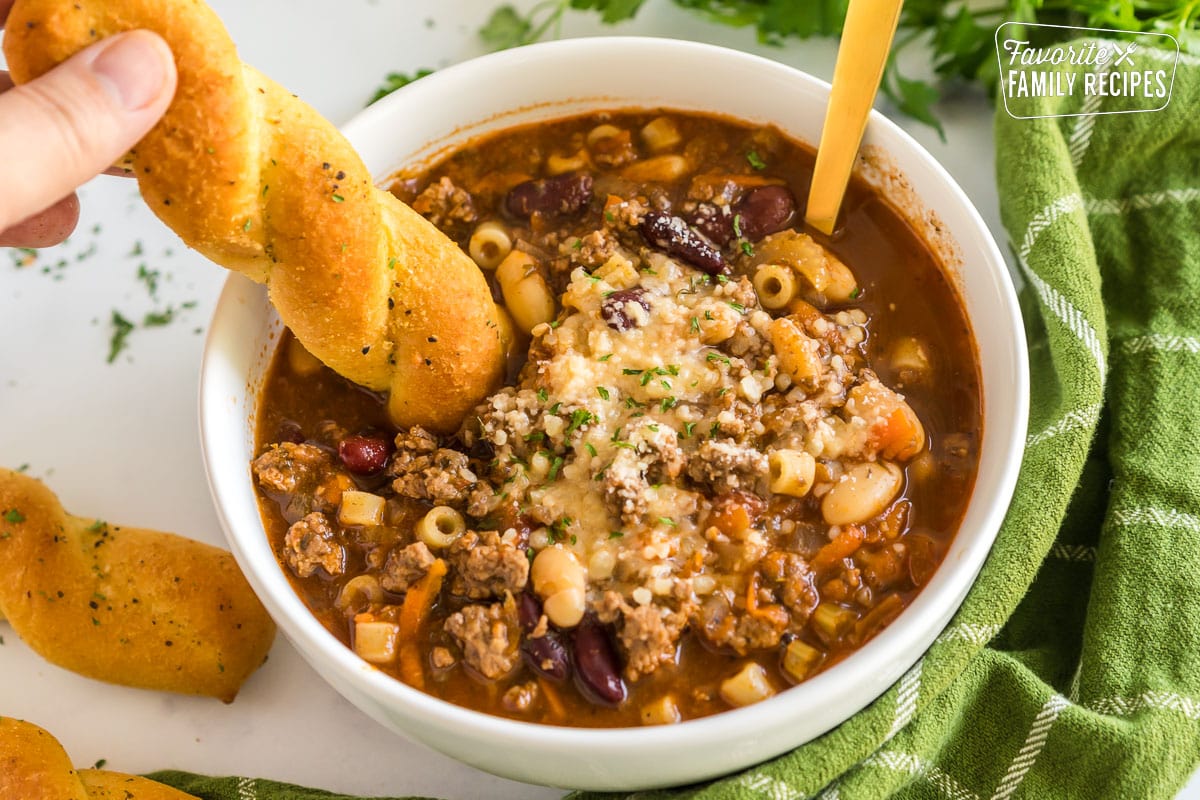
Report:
368,68,434,105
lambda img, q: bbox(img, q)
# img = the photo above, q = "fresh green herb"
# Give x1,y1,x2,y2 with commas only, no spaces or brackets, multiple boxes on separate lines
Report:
143,308,177,327
584,442,598,457
660,396,678,412
87,519,107,532
92,759,107,770
746,150,766,171
690,316,701,334
596,386,611,401
598,353,614,361
732,214,744,238
548,516,574,543
331,194,345,204
243,218,252,232
604,210,615,223
537,388,549,403
474,0,1200,137
609,530,625,539
681,421,698,438
707,352,732,365
623,368,644,375
3,509,24,524
136,264,159,299
850,286,862,299
549,402,562,415
565,408,597,436
740,241,754,257
523,431,546,444
728,301,746,314
107,311,135,364
658,516,678,527
547,455,565,481
369,69,434,105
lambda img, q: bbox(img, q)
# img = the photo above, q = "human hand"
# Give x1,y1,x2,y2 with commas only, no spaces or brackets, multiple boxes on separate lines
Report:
0,0,176,247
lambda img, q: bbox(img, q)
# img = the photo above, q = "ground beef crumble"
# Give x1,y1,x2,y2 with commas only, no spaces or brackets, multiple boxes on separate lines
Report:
282,512,344,578
447,530,530,599
412,175,478,233
389,426,479,506
445,602,519,680
380,541,435,593
253,442,331,494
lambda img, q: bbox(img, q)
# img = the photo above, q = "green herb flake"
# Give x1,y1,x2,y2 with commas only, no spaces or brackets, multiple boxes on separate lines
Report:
850,286,862,299
331,194,345,203
746,150,766,170
598,353,614,362
740,241,754,257
107,311,135,364
732,214,744,238
584,442,598,457
537,388,549,403
690,316,701,334
658,516,678,527
369,68,434,105
609,530,624,539
3,509,25,524
243,218,252,232
596,386,611,401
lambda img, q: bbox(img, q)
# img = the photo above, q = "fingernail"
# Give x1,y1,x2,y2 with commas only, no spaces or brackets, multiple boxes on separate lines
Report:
89,31,170,111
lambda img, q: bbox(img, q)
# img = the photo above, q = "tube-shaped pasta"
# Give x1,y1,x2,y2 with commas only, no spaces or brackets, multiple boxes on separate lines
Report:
353,615,399,664
752,264,799,310
336,574,384,612
497,250,556,334
640,116,682,152
546,150,590,175
768,449,816,498
719,662,775,707
620,155,689,183
338,490,386,527
416,506,466,549
468,220,513,270
586,123,624,148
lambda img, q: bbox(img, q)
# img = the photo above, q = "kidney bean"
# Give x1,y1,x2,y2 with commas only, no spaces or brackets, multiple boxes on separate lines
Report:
688,203,734,246
521,632,571,682
734,185,796,241
337,433,393,475
506,174,593,218
517,592,543,633
600,287,651,332
638,211,727,276
573,616,627,706
275,420,306,444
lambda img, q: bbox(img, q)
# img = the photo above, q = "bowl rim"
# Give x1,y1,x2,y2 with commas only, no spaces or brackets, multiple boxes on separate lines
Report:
201,33,1029,772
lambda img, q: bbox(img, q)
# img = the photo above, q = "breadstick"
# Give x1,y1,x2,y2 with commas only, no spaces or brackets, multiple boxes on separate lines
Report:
0,718,199,800
3,0,506,434
0,468,275,702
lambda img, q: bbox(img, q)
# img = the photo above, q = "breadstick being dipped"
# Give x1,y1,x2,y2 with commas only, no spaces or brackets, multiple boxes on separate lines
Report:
0,717,200,799
3,0,507,434
0,468,275,702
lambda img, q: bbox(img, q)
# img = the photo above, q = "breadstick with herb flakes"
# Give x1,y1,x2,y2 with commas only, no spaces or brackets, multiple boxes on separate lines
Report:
0,717,199,799
4,0,507,434
0,468,274,702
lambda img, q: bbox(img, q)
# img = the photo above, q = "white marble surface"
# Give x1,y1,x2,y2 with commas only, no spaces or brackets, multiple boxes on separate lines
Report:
0,1,1195,797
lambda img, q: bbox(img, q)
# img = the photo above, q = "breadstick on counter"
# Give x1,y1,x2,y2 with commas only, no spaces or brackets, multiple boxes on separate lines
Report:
0,717,200,799
3,0,507,434
0,469,275,702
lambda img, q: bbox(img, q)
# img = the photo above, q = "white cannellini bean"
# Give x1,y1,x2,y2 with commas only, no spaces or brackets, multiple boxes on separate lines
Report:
821,461,903,525
531,546,586,597
543,587,586,628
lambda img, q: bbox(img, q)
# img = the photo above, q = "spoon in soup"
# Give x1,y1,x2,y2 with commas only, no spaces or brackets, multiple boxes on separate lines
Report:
805,0,905,236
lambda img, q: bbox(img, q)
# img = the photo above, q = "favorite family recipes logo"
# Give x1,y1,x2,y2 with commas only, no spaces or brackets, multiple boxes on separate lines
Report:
996,22,1180,119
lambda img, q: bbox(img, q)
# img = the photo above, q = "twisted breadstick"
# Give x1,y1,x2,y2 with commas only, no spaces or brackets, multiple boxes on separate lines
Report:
0,468,275,702
4,0,506,433
1,717,199,799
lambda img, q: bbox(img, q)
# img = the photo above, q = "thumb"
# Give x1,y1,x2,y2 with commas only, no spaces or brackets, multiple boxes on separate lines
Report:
0,30,176,232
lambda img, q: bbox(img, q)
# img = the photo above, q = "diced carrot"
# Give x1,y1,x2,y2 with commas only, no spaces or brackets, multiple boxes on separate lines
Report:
397,558,448,691
811,525,865,573
875,406,924,461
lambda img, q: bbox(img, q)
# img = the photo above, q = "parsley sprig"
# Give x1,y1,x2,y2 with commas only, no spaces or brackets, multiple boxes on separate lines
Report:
478,0,1200,138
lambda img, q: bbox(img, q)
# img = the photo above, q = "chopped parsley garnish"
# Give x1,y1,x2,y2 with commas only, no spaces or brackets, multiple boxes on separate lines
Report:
740,241,754,257
596,386,611,401
107,311,135,364
331,194,345,203
598,353,613,361
690,316,701,334
369,68,434,104
681,421,698,438
850,286,862,299
547,455,565,481
3,509,25,524
243,218,253,231
584,442,598,457
623,368,644,375
523,431,545,444
660,396,678,412
564,408,597,436
143,308,176,327
728,301,746,314
609,530,624,539
732,214,744,238
707,352,731,365
658,516,678,527
548,516,573,543
746,150,767,170
136,264,159,298
537,388,549,403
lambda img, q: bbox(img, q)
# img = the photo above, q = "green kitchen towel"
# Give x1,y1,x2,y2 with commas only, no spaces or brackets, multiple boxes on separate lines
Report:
150,38,1200,800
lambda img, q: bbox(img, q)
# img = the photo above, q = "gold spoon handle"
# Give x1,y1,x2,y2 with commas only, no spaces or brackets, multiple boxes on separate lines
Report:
805,0,904,236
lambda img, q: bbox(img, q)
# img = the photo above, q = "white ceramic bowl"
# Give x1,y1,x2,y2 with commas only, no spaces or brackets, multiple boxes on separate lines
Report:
200,37,1028,791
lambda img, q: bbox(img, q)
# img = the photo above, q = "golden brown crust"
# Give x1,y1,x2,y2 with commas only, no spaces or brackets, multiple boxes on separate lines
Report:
0,719,199,800
0,469,275,702
3,0,505,433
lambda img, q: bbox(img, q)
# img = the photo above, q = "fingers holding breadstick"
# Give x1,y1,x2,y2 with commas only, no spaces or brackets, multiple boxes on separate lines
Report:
0,468,275,702
4,0,506,433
